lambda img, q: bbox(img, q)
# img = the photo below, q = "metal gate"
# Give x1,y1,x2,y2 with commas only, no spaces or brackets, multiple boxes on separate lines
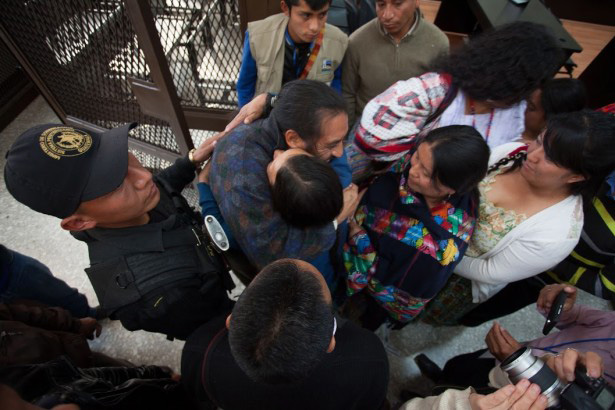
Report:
0,0,247,172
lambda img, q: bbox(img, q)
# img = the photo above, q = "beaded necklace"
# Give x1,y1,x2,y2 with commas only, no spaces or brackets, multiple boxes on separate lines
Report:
470,99,495,142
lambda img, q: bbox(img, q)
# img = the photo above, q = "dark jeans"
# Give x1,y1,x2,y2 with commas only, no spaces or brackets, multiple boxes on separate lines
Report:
0,246,95,318
459,275,554,327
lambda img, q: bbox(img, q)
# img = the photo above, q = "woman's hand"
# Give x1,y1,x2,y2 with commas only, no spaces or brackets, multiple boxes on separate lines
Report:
348,218,363,237
336,184,366,225
198,161,212,184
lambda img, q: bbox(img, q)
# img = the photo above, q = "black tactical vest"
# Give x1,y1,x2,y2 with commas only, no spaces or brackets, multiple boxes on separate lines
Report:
74,179,234,340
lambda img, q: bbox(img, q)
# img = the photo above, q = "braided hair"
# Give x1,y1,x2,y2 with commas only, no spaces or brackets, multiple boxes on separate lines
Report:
487,147,527,175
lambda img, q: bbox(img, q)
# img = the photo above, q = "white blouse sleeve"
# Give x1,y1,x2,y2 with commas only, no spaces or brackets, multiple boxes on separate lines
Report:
455,237,578,285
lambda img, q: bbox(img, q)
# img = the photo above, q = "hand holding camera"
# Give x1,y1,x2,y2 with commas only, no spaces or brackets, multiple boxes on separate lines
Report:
500,347,613,409
469,380,547,410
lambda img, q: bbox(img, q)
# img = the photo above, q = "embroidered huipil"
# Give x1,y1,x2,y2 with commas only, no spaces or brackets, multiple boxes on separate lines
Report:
343,167,477,323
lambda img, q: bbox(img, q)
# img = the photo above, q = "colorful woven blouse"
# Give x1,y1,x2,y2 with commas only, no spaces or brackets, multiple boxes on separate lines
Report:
343,167,478,323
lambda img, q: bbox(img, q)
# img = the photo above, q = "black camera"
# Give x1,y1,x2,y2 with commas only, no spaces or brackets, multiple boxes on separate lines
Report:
500,347,615,409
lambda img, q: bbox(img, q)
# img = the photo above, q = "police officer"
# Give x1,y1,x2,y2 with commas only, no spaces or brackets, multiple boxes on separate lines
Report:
4,123,234,339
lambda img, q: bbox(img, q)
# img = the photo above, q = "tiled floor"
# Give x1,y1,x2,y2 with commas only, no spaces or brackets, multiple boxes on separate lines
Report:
0,96,611,406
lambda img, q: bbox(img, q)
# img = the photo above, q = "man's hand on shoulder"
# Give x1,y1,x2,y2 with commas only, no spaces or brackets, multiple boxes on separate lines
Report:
225,93,268,132
191,132,227,164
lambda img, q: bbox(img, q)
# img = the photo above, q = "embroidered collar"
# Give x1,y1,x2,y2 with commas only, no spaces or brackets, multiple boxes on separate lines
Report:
396,171,475,243
398,172,422,205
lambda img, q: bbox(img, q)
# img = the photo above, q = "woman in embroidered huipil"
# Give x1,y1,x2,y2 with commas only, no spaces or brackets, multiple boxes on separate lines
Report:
342,125,490,329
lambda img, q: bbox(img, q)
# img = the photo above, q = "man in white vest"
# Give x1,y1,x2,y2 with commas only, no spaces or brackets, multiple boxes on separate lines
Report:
236,0,348,107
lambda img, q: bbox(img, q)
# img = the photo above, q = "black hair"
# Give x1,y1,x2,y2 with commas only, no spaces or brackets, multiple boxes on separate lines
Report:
542,110,615,197
541,78,588,117
490,110,615,197
421,125,490,200
228,259,334,385
283,0,332,11
271,154,343,228
272,80,347,149
433,21,565,105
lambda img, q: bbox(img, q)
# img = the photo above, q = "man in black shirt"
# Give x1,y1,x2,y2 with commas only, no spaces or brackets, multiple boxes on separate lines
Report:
181,259,389,410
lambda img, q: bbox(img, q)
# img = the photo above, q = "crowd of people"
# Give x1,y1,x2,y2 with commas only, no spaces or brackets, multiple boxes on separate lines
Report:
2,0,615,409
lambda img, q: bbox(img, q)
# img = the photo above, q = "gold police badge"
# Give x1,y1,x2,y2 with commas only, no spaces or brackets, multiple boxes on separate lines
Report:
39,127,93,160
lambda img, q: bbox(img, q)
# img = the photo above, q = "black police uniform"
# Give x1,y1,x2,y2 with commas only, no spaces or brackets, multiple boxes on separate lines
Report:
72,156,234,340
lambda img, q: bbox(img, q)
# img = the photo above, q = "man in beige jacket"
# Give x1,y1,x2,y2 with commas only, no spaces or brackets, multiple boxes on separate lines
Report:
236,0,347,107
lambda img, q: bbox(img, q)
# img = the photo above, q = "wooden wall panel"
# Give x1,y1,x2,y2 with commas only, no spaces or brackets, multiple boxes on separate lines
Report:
239,0,282,36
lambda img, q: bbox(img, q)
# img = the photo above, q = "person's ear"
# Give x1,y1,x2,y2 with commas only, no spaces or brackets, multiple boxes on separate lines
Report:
225,314,232,330
439,185,455,198
284,130,307,150
326,336,336,353
280,0,290,17
60,214,97,232
566,173,586,185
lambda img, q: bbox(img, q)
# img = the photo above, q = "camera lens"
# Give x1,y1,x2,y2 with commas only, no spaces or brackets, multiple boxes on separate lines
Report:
500,347,564,408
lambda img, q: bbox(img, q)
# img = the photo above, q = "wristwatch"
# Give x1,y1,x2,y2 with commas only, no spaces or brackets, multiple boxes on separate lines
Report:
188,148,202,166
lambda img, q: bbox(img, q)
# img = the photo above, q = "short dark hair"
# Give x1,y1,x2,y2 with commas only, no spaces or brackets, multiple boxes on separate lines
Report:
434,22,564,105
271,154,343,228
541,78,588,118
422,125,490,198
543,110,615,197
272,80,347,149
283,0,332,11
228,259,334,384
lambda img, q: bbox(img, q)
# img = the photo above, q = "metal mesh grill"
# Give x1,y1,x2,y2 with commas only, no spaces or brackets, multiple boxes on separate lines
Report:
151,0,242,110
0,0,179,154
0,41,19,85
0,0,241,173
